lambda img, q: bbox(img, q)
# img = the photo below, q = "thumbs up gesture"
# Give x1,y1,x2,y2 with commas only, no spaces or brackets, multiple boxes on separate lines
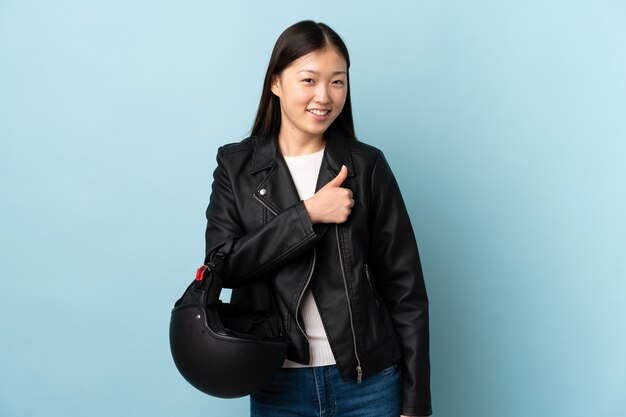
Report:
304,165,354,224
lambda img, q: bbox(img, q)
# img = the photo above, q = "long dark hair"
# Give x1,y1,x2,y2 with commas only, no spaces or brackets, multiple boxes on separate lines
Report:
251,20,355,139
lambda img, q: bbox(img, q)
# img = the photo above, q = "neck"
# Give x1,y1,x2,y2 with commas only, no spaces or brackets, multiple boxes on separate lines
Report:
278,128,325,157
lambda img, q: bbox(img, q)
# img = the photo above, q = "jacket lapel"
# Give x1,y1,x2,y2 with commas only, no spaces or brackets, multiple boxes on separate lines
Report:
249,130,356,217
315,128,356,192
249,135,301,215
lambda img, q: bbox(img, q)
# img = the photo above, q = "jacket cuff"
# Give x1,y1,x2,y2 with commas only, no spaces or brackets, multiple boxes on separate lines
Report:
401,406,433,416
294,200,317,238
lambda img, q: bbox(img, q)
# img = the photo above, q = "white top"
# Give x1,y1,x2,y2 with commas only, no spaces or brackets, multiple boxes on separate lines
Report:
282,147,336,367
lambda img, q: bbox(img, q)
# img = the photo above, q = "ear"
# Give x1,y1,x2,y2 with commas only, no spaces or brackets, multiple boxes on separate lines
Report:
270,75,281,97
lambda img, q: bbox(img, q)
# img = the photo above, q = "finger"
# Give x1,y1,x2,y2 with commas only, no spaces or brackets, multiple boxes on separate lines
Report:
324,165,348,188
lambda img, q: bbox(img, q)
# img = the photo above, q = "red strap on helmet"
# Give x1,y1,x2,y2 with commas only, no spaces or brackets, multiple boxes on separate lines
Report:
195,265,208,282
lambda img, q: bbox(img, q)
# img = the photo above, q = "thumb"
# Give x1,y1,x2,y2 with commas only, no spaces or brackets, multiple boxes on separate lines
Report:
325,165,348,188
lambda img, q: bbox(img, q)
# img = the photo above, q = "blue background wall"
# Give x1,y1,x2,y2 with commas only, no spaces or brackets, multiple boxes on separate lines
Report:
1,1,624,416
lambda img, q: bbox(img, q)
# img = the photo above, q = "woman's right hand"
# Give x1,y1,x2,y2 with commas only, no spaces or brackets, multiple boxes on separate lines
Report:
304,165,354,224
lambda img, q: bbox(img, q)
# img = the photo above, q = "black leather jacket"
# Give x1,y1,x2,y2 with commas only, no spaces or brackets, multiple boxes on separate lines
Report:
204,129,432,416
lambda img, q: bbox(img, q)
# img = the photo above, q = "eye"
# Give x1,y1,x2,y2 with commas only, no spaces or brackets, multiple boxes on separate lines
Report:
332,80,345,86
302,78,314,84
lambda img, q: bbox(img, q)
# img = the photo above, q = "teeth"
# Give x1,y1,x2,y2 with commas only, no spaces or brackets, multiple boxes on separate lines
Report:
308,109,330,116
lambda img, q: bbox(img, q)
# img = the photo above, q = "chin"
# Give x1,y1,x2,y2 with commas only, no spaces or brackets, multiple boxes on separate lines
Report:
310,123,334,136
312,128,330,137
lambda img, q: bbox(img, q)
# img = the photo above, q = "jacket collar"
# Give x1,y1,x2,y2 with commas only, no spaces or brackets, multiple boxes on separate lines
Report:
248,129,356,177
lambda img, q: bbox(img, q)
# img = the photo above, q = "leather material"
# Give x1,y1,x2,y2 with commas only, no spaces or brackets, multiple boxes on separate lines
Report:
204,128,431,415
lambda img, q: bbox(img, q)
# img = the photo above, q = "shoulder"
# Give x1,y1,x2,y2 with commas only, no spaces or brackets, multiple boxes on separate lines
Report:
218,136,256,156
347,137,388,172
347,138,400,186
348,138,382,158
214,135,262,166
210,136,259,177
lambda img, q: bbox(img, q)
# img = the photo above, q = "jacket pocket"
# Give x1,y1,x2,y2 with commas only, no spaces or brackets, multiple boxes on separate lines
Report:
359,263,388,352
364,263,379,308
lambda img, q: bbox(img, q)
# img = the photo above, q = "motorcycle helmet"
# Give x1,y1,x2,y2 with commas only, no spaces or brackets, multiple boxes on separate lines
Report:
170,249,288,398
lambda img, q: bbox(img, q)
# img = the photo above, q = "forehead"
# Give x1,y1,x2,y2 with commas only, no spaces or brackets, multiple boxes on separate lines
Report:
286,47,347,73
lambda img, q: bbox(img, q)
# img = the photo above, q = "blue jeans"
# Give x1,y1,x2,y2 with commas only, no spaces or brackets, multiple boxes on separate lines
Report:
250,364,401,417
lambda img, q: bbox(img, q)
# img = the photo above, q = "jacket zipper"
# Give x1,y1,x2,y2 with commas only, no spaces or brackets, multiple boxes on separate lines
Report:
336,224,363,383
364,264,379,308
294,248,316,346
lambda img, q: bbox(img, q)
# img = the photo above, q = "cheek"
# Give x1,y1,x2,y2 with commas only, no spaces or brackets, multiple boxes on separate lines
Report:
282,89,310,110
332,89,348,110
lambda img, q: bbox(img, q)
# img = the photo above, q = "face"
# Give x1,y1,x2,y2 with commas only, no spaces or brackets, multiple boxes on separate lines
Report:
271,47,348,142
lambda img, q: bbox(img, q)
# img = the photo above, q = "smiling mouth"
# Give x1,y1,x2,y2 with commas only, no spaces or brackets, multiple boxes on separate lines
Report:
307,109,330,116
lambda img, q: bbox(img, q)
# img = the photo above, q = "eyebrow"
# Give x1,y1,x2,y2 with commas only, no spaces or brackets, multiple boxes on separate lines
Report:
296,69,347,75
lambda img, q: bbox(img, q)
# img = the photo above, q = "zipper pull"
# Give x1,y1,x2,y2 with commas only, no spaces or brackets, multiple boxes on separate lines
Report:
356,366,363,383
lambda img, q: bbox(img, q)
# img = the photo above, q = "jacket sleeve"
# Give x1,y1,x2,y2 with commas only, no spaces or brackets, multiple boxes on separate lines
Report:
367,151,432,417
204,146,321,288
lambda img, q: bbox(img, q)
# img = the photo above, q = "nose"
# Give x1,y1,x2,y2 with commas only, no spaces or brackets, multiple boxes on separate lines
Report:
314,84,331,104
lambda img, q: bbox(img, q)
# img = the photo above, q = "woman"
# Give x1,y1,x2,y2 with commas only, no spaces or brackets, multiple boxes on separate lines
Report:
204,21,432,417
